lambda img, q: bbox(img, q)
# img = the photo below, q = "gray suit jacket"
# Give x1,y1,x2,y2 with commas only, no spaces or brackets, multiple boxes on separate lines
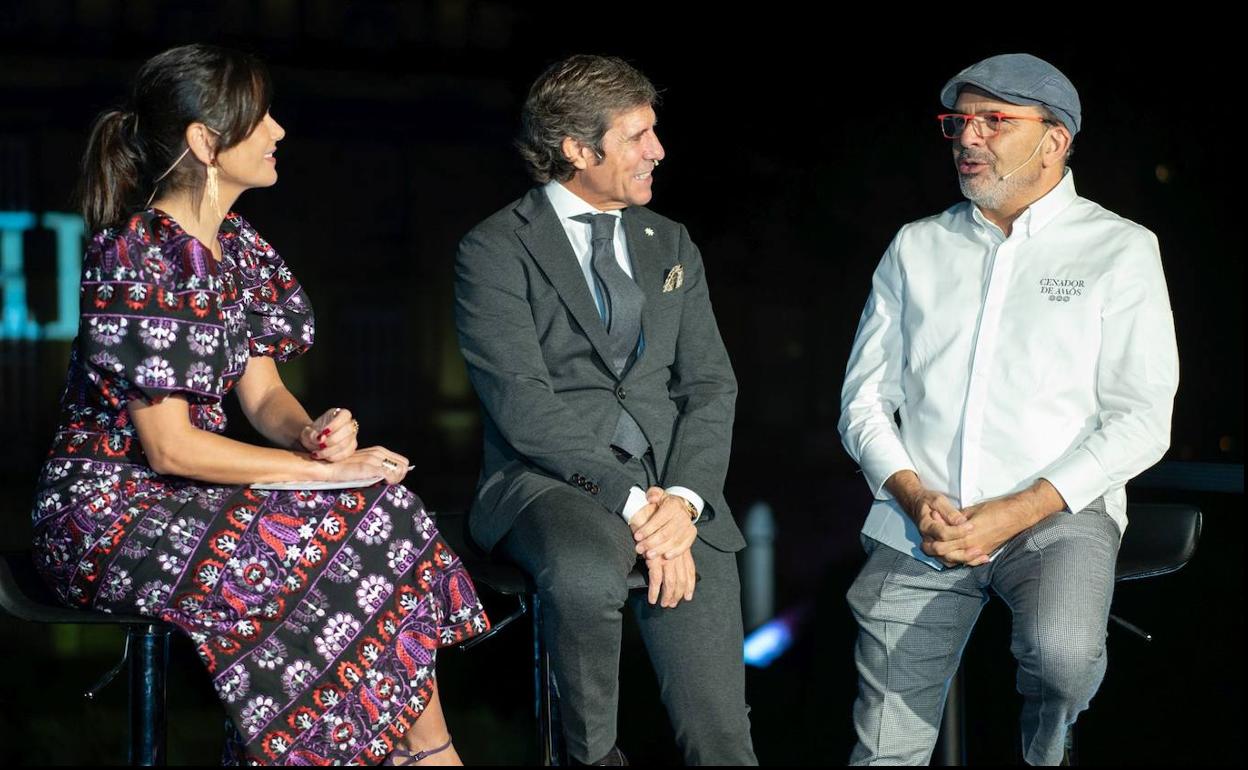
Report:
454,187,746,553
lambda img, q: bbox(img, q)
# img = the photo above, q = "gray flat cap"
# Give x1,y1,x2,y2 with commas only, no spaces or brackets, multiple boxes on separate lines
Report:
941,53,1081,136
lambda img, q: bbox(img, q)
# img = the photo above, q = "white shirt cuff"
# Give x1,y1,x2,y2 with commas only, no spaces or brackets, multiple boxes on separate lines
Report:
665,486,705,523
863,453,920,500
1042,449,1111,515
620,486,706,524
621,486,649,524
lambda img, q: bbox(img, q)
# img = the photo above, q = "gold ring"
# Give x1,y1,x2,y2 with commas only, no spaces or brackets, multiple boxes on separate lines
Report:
351,419,360,433
381,458,398,471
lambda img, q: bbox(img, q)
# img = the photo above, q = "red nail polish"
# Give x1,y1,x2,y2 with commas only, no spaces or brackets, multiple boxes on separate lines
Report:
320,428,331,437
319,442,327,449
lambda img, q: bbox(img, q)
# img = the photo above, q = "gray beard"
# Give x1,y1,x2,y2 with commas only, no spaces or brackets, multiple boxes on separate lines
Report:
958,160,1041,212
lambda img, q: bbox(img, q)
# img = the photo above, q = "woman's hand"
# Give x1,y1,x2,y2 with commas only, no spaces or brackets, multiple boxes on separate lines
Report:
321,446,411,486
299,407,359,462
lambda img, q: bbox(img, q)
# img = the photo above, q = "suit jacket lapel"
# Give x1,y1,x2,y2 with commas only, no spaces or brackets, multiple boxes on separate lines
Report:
622,207,667,373
514,189,619,374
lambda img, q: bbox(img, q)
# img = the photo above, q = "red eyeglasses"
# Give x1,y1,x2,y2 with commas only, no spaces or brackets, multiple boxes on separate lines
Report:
937,112,1055,139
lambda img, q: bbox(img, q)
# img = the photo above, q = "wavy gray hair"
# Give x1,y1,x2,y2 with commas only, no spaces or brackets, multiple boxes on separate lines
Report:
517,55,659,184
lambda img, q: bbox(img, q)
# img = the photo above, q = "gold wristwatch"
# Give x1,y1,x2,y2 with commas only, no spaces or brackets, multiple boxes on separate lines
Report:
672,495,699,521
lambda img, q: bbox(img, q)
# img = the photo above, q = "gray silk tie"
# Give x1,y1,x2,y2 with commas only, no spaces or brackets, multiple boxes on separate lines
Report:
571,213,645,370
571,212,649,457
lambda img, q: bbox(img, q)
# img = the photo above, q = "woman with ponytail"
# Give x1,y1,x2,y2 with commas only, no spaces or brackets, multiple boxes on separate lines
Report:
32,44,486,766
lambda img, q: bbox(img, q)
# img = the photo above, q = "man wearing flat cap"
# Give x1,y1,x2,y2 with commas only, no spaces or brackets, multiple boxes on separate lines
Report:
838,53,1179,764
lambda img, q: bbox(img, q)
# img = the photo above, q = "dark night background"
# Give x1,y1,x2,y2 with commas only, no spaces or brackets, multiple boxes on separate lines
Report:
1,2,1242,765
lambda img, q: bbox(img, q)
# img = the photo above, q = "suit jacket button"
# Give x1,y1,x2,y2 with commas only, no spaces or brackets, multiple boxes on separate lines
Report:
616,386,626,400
590,485,600,494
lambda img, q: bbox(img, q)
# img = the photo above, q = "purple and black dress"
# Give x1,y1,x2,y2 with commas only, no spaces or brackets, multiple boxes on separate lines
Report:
30,209,488,765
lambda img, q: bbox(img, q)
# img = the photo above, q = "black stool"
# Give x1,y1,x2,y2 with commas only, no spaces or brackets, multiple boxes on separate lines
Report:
0,550,175,765
936,502,1204,765
436,511,646,766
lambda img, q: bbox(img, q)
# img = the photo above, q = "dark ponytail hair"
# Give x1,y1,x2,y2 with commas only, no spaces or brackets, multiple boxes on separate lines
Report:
78,44,273,232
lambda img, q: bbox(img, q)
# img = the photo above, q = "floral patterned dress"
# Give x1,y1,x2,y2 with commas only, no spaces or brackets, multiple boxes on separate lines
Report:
30,209,488,765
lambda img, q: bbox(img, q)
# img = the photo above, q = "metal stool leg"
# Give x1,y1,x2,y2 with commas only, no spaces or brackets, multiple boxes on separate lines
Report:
546,646,565,766
533,594,568,766
534,595,547,765
128,623,171,766
936,665,966,766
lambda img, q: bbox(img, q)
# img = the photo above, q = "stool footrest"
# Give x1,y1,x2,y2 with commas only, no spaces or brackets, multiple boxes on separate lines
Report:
85,630,133,700
1109,613,1153,642
460,595,527,651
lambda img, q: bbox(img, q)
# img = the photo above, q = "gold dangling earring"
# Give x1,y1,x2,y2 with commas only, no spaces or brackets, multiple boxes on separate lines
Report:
205,163,221,219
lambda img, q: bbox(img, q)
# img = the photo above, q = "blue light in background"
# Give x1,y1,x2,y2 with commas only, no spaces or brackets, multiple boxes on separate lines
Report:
0,210,83,341
743,616,794,668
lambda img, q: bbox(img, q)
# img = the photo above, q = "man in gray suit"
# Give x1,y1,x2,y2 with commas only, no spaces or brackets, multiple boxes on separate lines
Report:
453,55,756,765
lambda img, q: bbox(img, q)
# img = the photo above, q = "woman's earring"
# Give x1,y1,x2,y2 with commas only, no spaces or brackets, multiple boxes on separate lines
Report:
205,163,220,218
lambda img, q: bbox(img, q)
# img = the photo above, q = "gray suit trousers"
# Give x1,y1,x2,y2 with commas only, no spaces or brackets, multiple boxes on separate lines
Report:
846,501,1120,766
499,480,757,765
